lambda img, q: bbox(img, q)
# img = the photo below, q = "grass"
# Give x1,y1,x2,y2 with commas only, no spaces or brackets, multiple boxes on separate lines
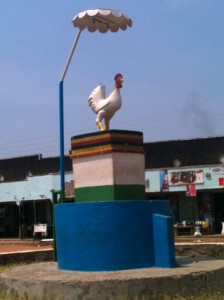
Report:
122,294,224,300
0,262,29,273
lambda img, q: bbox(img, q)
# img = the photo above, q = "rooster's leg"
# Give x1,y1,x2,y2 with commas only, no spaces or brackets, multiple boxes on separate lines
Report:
105,121,109,131
96,121,105,131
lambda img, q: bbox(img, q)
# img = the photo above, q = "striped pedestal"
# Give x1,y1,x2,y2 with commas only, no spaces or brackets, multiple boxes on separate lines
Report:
70,130,145,202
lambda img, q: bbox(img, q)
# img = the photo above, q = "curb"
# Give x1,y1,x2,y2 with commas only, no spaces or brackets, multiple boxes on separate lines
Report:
175,243,224,259
0,249,53,265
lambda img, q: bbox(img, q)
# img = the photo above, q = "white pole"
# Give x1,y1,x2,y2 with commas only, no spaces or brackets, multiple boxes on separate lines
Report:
61,29,82,81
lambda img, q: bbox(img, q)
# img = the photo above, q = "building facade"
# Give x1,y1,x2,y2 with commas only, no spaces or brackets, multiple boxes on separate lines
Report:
0,135,223,238
144,136,224,233
0,155,74,238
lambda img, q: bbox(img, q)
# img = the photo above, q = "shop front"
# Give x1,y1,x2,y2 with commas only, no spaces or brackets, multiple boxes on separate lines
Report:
0,199,53,239
145,166,224,234
0,173,74,239
19,199,53,239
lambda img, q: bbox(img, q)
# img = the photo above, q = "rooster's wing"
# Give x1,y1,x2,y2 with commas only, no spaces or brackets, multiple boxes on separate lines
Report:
88,84,110,113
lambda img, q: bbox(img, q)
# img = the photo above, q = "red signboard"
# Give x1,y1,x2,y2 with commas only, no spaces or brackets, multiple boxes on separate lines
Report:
219,178,224,186
186,184,196,197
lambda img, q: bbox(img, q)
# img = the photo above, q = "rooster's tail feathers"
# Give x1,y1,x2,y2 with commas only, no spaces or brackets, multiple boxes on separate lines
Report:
88,84,106,113
88,84,105,102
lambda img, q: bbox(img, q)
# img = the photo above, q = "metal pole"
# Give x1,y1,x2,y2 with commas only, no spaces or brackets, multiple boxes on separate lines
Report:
61,29,82,81
33,200,36,224
51,190,60,262
59,30,82,203
18,204,21,239
59,80,65,203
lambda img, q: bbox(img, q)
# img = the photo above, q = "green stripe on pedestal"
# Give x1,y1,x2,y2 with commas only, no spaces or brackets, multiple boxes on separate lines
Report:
75,185,146,202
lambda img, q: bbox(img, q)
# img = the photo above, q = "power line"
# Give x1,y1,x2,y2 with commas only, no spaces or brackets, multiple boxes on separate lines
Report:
0,104,223,158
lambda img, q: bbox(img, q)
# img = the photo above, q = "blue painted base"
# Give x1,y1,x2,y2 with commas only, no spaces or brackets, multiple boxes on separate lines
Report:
54,200,176,271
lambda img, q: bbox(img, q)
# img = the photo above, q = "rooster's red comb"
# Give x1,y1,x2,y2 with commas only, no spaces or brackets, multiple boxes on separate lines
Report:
114,73,123,80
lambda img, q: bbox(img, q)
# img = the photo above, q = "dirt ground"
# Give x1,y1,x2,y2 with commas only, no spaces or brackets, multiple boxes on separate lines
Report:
175,235,224,244
0,243,53,253
0,235,223,254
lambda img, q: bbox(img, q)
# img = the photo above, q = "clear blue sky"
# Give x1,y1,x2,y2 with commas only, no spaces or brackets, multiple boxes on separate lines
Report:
1,1,224,159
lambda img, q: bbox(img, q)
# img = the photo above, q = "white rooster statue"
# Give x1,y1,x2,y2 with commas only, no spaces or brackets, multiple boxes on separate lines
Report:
88,73,124,131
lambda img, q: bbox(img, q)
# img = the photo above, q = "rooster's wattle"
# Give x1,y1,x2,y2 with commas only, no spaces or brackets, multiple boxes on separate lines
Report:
88,73,124,131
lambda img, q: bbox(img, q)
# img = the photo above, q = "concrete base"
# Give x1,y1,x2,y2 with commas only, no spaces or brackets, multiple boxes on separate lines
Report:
1,258,224,299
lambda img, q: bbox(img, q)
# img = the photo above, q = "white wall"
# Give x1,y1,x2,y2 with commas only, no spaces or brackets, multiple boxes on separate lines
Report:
0,173,74,203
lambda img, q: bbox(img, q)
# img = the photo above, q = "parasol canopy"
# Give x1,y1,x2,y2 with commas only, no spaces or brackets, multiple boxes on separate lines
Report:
73,9,132,33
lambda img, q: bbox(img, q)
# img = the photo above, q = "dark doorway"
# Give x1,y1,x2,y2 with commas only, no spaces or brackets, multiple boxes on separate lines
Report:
213,193,224,233
21,200,53,238
0,202,19,237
